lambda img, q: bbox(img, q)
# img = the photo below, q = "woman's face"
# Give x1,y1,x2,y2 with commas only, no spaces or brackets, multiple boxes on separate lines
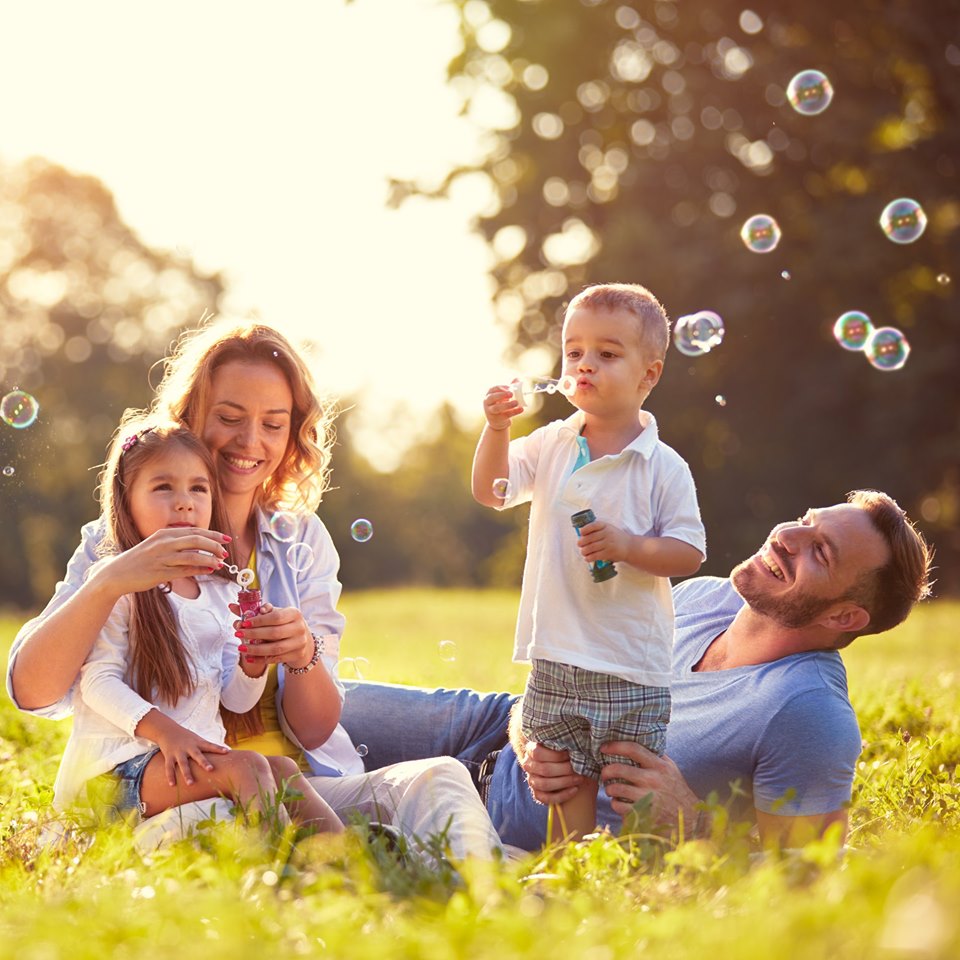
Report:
201,360,293,509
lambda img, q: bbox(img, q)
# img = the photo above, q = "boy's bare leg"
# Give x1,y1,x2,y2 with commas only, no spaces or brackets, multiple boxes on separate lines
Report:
266,756,344,834
139,749,282,822
552,778,599,843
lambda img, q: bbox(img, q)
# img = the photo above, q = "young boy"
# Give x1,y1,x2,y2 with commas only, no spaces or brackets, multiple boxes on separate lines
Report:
472,283,706,841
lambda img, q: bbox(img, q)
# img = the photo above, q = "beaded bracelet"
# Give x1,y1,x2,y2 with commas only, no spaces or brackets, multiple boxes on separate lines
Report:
285,634,323,675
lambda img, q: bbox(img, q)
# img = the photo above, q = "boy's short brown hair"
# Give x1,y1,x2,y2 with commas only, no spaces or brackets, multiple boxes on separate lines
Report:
565,283,670,360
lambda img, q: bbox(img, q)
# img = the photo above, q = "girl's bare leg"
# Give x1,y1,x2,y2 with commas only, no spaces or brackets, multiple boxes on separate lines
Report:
266,756,344,834
139,749,284,823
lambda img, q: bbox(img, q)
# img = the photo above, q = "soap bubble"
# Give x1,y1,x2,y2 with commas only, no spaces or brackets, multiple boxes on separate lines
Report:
937,273,951,285
833,311,874,351
865,327,910,371
269,511,298,542
350,518,373,543
715,395,727,407
740,214,781,253
558,374,577,397
673,311,725,357
879,198,927,244
439,640,457,662
356,743,369,758
492,477,512,500
786,69,834,116
2,465,14,477
1,390,40,429
781,270,791,280
286,542,315,572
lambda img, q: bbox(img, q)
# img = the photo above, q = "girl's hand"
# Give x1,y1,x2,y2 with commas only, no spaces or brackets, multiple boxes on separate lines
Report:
94,527,231,595
150,719,229,787
575,519,631,564
483,382,523,431
231,602,315,669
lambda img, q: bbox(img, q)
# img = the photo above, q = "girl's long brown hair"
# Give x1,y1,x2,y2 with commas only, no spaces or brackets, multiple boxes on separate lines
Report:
98,419,233,706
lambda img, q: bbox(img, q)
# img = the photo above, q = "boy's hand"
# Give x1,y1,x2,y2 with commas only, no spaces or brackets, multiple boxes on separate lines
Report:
576,519,632,564
483,382,523,431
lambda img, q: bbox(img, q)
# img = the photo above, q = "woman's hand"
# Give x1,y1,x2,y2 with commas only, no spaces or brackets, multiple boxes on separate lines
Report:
95,527,231,595
232,602,314,668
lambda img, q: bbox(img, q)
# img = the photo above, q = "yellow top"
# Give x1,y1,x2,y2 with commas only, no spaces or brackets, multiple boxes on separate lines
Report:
229,547,306,769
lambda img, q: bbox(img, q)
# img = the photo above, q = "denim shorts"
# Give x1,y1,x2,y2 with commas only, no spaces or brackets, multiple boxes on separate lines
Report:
86,749,159,824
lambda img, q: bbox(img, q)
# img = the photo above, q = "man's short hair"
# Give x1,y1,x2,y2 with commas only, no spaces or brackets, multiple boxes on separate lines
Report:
846,489,934,638
565,283,670,361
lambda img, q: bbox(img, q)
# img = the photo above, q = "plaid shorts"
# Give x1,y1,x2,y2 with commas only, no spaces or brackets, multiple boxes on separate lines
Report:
521,659,670,781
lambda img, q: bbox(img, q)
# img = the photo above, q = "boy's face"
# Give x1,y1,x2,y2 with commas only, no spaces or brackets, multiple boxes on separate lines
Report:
561,306,663,418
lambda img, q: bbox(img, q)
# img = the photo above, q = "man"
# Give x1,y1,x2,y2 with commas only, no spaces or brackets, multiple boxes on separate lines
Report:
340,490,933,849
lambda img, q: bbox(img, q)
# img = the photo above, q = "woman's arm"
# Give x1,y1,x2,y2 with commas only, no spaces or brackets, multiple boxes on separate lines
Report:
10,525,232,712
240,514,345,749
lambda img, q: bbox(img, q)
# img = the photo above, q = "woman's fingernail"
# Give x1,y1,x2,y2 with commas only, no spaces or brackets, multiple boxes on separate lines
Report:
238,645,248,652
235,631,244,639
241,621,251,629
222,535,233,542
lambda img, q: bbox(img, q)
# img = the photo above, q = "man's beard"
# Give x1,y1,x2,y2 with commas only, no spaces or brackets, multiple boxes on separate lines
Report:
730,556,835,629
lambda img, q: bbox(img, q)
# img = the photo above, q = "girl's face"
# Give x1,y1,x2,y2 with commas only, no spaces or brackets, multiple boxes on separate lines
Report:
200,360,293,508
127,445,214,540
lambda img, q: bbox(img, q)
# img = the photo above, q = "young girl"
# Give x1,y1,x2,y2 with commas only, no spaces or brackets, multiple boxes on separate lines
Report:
53,421,343,834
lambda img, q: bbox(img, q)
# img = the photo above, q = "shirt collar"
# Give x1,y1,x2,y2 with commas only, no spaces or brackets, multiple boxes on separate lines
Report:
558,409,660,459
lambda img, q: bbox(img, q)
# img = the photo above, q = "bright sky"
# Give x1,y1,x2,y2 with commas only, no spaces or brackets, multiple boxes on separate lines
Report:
0,0,522,468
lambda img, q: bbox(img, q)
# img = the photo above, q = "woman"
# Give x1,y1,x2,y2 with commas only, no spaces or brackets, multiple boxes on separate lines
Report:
8,320,501,860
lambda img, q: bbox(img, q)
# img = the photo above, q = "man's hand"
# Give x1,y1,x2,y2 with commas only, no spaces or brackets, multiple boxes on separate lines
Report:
600,740,702,835
515,740,587,806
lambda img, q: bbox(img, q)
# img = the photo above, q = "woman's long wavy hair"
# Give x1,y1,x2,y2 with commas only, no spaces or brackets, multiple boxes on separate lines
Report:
98,419,233,706
151,320,337,515
150,319,336,742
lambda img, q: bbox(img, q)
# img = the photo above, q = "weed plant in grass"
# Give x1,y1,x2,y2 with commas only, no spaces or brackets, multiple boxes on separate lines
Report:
1,592,959,959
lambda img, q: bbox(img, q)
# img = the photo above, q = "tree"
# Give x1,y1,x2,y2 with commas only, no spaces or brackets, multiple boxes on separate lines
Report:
396,0,960,590
0,158,223,609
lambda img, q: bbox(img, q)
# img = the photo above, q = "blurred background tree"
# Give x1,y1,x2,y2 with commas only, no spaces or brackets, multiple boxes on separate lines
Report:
391,0,960,589
0,158,223,606
3,1,959,611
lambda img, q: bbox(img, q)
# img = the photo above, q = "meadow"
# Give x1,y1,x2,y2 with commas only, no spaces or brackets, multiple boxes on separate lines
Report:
1,589,958,959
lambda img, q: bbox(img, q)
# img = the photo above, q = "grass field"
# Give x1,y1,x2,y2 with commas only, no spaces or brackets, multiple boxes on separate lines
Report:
1,589,959,959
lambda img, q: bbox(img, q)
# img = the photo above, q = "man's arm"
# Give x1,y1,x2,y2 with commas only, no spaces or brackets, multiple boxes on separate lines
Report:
754,809,848,848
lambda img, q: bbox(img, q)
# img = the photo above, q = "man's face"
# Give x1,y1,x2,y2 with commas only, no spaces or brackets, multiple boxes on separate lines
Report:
731,504,890,629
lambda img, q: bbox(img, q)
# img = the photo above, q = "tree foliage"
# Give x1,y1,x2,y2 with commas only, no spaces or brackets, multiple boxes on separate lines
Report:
0,158,223,607
398,0,960,590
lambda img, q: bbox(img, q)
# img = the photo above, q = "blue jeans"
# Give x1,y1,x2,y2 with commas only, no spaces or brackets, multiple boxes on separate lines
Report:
339,681,567,849
340,681,516,785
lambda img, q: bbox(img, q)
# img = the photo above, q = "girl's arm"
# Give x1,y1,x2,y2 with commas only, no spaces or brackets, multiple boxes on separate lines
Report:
10,524,232,712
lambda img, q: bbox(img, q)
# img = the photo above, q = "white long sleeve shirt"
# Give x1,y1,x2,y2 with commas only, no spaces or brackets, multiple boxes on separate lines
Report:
53,573,266,808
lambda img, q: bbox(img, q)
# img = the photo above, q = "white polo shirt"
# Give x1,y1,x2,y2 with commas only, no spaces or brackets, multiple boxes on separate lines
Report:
501,410,706,687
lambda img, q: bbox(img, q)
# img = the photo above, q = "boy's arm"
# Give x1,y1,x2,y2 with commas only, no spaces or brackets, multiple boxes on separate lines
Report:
576,525,704,577
471,383,523,507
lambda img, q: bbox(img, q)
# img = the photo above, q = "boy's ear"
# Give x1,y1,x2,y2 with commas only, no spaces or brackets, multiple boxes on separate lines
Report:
641,359,663,390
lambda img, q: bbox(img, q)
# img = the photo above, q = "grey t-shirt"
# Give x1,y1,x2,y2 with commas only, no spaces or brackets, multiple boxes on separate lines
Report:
490,576,863,849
